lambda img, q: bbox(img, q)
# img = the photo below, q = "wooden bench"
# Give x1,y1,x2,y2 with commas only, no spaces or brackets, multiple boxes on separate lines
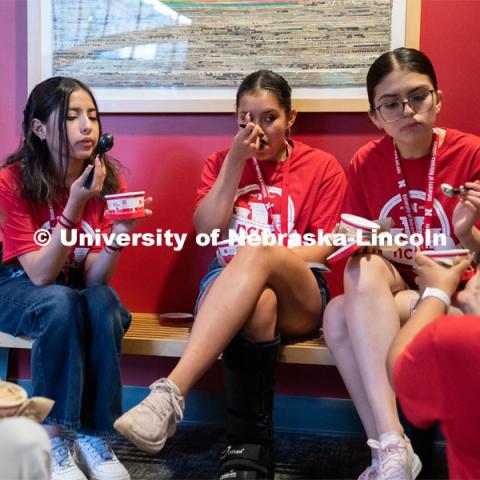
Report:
0,313,334,380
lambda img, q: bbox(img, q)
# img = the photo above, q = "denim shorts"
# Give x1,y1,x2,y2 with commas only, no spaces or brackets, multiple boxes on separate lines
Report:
195,257,330,325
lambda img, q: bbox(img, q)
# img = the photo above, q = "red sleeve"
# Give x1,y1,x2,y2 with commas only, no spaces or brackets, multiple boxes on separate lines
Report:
0,169,42,262
195,151,223,209
342,152,371,218
309,161,347,233
393,321,444,429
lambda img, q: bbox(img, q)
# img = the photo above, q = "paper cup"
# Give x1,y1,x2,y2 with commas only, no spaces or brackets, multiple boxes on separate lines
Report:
326,242,361,264
104,191,145,220
159,312,194,325
421,249,471,266
216,240,239,267
0,382,27,418
339,214,380,240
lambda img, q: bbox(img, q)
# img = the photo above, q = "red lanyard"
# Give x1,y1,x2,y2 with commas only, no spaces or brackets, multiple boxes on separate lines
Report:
393,129,439,245
250,142,292,244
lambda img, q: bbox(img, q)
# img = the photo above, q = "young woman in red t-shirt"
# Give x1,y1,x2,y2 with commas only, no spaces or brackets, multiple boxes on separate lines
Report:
323,48,480,480
115,70,346,478
0,77,151,480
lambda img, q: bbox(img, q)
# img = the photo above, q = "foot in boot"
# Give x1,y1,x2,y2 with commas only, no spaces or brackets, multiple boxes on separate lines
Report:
220,443,273,479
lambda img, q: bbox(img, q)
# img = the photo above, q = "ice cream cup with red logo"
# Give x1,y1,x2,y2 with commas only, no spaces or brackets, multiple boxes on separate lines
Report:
104,191,145,220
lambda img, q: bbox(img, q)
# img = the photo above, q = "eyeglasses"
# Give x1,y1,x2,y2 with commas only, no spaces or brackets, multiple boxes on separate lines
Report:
372,89,436,123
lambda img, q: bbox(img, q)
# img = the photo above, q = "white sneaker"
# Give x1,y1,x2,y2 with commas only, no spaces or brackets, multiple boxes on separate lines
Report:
358,458,379,479
50,436,87,480
367,432,422,480
114,378,185,454
73,435,130,480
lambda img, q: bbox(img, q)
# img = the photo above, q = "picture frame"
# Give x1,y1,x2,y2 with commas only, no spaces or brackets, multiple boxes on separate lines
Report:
28,0,421,113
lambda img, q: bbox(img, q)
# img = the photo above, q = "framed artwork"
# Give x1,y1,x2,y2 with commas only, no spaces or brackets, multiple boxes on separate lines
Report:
28,0,421,112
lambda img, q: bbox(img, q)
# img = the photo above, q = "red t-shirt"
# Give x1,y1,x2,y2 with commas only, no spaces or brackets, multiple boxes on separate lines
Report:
393,315,480,479
196,139,347,239
343,128,480,283
0,162,126,269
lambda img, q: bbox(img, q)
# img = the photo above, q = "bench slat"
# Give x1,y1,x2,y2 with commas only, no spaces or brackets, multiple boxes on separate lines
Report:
0,312,335,366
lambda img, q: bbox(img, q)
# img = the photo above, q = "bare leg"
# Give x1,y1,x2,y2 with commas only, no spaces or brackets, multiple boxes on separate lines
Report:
170,245,322,396
344,254,407,436
323,295,378,441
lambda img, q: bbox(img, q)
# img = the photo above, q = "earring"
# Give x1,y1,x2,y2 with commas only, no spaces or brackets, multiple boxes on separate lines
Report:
286,127,292,138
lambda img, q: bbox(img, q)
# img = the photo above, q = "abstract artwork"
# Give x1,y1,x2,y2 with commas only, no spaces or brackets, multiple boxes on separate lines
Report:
28,0,420,112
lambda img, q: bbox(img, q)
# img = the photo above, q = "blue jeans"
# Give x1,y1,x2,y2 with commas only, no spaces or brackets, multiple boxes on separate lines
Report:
0,265,131,435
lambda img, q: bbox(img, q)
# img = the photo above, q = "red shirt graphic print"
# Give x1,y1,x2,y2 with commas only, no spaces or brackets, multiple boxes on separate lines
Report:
196,139,347,241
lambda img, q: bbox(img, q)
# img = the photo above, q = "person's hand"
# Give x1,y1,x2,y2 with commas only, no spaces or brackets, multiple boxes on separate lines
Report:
456,270,480,315
413,251,472,297
111,197,153,236
69,156,107,207
452,180,480,239
228,112,264,163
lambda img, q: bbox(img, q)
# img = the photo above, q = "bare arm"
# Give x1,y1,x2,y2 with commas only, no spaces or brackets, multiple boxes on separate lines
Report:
194,117,264,234
18,159,104,286
290,244,336,263
453,181,480,251
387,254,470,378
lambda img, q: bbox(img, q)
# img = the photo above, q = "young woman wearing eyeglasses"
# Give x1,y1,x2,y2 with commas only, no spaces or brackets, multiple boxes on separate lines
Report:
323,48,480,480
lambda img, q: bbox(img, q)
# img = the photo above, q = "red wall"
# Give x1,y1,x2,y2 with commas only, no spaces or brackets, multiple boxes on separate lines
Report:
3,0,480,396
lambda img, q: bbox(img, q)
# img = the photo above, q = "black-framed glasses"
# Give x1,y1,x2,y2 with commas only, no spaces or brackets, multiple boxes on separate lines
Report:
373,89,436,123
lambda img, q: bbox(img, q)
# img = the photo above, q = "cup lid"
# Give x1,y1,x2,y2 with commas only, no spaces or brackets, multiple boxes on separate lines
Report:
340,214,380,231
104,191,145,199
421,248,470,258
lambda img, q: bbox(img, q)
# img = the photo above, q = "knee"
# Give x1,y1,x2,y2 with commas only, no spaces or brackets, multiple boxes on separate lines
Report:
83,284,119,308
32,286,84,332
235,244,283,270
323,295,349,349
241,288,277,340
344,254,389,291
83,285,131,333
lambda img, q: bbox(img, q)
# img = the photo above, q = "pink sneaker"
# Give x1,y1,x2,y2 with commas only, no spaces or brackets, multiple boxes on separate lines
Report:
114,378,184,454
367,432,422,480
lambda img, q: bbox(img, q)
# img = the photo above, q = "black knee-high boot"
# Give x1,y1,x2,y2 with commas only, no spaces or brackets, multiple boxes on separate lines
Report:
219,333,281,480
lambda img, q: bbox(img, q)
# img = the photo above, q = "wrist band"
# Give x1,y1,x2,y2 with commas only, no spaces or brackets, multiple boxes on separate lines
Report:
57,216,73,229
421,287,451,310
60,213,80,228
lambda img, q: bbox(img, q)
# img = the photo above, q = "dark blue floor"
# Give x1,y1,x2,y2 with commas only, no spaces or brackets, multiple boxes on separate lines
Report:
111,424,448,479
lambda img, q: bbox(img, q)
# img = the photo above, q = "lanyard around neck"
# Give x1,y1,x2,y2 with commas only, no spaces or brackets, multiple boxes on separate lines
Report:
393,129,439,245
250,142,292,244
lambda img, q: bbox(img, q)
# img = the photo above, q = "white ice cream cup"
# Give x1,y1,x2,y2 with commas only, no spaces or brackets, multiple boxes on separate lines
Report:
339,214,380,241
104,191,145,220
421,248,471,266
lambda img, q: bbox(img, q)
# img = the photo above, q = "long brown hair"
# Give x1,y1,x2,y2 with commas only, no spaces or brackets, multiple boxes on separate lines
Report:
2,76,121,202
